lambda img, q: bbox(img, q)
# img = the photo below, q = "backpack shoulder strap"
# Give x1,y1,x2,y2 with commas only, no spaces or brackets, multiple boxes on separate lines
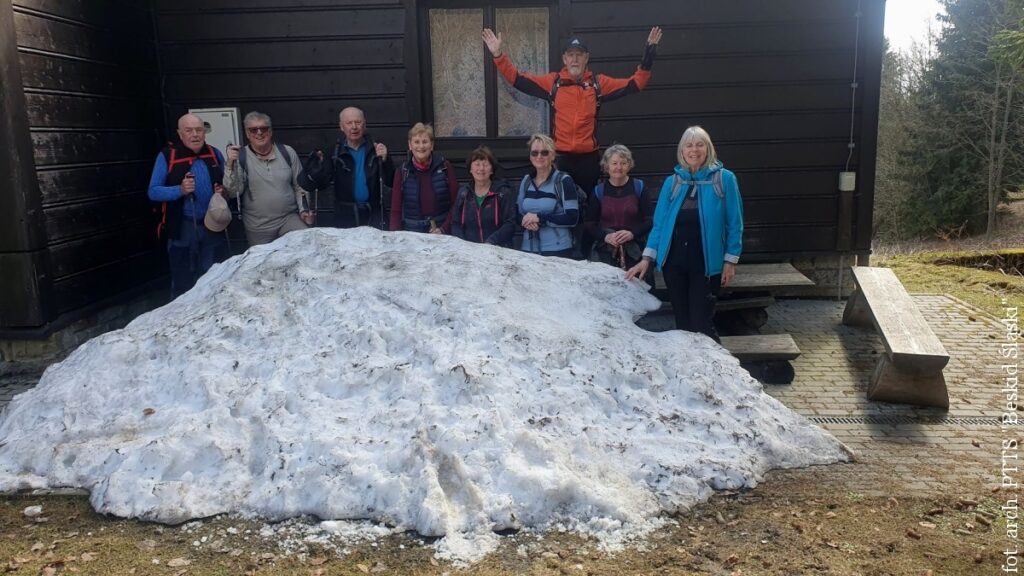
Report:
592,73,602,106
669,174,685,201
277,143,293,168
456,183,469,224
202,144,219,166
400,161,412,187
711,171,724,199
165,146,192,171
238,146,248,173
519,174,531,195
552,170,565,211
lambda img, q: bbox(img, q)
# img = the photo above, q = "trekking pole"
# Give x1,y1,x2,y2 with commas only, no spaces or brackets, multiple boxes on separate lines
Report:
228,143,243,222
377,153,386,230
186,172,199,276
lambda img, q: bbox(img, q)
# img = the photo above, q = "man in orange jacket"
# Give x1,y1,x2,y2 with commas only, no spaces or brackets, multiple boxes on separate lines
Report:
482,26,662,197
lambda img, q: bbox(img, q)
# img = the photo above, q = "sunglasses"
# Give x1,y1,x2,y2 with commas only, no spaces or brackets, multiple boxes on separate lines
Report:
530,149,552,157
247,126,271,135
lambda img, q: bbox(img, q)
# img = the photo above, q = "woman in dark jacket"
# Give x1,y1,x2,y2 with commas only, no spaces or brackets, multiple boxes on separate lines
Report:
587,143,653,270
389,122,459,233
450,146,515,246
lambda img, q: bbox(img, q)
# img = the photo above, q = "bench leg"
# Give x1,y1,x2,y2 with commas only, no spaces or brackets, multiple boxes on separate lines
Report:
842,288,871,327
867,356,950,409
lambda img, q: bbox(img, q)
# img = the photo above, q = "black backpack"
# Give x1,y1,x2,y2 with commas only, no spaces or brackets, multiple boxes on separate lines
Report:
594,177,644,201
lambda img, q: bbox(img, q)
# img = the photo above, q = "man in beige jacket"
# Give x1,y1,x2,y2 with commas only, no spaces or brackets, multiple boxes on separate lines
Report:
223,111,312,246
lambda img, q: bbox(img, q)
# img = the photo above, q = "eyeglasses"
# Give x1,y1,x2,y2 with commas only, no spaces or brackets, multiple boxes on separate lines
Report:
247,126,271,135
530,149,551,157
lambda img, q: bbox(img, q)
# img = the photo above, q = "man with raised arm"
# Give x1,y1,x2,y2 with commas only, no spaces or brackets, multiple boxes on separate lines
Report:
482,26,662,196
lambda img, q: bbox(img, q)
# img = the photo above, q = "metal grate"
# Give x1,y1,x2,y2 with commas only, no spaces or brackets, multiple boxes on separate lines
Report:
809,415,1012,427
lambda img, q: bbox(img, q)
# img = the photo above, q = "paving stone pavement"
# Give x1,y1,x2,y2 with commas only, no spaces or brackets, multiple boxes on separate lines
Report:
0,294,1019,501
760,294,1020,499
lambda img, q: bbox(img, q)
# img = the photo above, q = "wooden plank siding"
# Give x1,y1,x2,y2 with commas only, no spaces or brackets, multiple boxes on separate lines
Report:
154,0,882,255
574,0,880,257
155,0,409,224
10,0,165,321
0,0,883,329
0,0,52,327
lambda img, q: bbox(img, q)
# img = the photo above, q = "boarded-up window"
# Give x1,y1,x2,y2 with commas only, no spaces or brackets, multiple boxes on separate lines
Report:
430,9,486,137
428,5,550,139
495,7,549,137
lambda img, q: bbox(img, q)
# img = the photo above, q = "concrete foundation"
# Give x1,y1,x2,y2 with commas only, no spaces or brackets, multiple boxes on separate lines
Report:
0,290,166,363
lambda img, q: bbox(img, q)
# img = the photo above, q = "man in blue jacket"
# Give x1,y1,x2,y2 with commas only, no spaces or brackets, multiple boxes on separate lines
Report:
148,113,228,298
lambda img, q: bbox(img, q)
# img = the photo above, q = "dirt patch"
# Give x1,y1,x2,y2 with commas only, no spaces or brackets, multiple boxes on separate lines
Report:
0,473,1010,575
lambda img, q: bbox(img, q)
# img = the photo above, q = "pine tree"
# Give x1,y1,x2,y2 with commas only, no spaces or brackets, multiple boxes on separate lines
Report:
902,0,1024,236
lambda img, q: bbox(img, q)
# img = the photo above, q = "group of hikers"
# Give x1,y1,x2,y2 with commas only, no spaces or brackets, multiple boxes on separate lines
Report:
148,27,743,342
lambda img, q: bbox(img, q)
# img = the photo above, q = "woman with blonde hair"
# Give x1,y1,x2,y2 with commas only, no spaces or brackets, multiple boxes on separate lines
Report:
389,122,458,233
516,134,581,257
626,126,743,342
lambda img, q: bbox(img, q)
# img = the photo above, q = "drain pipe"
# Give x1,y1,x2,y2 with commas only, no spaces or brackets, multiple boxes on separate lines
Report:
837,254,844,301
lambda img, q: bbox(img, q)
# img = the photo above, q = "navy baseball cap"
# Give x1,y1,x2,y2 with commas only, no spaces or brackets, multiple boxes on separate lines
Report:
563,36,589,53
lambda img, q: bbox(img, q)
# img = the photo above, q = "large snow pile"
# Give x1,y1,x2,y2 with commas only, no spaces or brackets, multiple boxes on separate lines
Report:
0,228,849,561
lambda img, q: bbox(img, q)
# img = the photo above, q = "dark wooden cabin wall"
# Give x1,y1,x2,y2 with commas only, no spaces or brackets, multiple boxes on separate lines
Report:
154,0,409,225
153,0,882,256
155,0,882,253
0,0,51,328
11,0,166,320
575,0,882,256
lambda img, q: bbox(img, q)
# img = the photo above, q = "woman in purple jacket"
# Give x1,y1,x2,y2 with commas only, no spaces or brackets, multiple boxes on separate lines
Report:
586,144,653,271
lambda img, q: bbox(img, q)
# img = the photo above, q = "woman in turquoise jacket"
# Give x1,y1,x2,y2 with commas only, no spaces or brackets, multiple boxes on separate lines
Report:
626,126,743,342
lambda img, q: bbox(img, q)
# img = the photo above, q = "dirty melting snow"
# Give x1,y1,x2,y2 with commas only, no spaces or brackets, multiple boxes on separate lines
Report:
0,227,850,563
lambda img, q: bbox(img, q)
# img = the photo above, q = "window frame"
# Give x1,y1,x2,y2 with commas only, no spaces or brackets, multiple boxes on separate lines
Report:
414,0,564,142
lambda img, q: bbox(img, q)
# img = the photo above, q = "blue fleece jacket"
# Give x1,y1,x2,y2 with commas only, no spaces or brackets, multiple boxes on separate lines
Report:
642,161,743,276
148,147,225,220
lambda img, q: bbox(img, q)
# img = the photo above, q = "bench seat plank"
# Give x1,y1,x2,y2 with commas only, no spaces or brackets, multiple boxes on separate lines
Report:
721,334,801,362
843,266,950,408
845,267,949,372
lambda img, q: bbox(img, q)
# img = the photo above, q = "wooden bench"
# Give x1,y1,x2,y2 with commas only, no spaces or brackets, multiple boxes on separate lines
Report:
842,266,950,408
721,334,801,362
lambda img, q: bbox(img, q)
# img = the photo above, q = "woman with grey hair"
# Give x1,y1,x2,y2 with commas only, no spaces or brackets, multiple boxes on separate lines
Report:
586,143,652,271
626,126,743,342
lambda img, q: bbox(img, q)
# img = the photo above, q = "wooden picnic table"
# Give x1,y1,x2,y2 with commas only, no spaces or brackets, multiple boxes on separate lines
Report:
649,262,815,368
654,262,815,293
